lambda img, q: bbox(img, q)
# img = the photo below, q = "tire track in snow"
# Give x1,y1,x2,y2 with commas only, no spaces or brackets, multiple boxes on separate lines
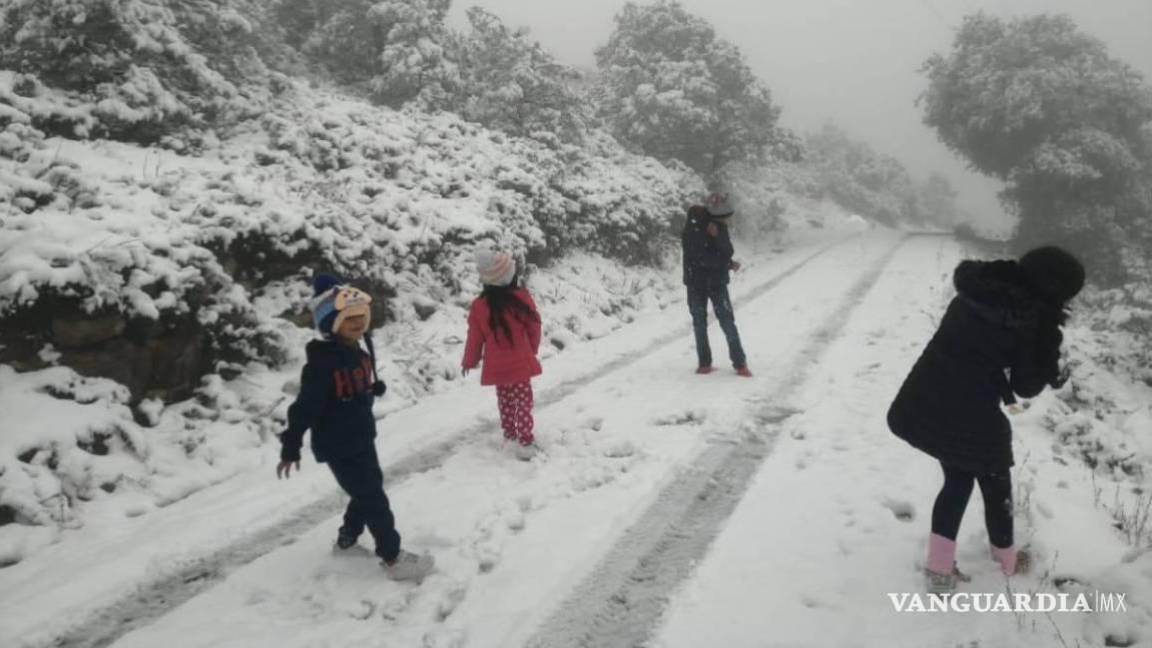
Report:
44,237,857,648
523,235,912,648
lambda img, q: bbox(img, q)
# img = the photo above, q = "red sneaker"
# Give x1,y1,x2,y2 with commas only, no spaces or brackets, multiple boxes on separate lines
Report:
735,366,753,377
695,366,715,375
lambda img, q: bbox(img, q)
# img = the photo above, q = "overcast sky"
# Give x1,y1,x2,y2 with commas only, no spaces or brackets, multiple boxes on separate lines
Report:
452,0,1152,231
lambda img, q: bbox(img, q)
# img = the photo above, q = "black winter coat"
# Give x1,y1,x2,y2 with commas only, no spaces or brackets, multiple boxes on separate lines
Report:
682,216,734,287
280,339,383,463
887,260,1066,473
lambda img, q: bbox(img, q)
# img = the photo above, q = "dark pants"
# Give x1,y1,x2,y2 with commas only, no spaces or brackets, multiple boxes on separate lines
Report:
327,447,402,561
687,283,747,369
931,463,1013,549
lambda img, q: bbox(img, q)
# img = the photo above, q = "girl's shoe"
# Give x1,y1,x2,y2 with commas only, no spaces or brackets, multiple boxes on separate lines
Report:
1015,547,1033,575
382,550,435,581
925,564,971,595
992,544,1033,576
735,366,753,377
514,442,543,461
695,366,715,375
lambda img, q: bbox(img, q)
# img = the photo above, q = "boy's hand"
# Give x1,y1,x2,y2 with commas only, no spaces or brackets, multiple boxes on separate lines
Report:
461,367,471,377
730,260,742,272
277,460,300,479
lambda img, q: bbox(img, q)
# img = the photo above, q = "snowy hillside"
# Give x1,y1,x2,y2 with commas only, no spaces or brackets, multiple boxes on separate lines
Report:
0,65,883,570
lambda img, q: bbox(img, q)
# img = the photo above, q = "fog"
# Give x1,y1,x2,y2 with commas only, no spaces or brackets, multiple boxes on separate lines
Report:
453,0,1152,232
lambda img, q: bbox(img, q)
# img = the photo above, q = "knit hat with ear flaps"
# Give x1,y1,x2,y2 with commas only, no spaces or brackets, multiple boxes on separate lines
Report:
310,273,373,337
705,192,734,218
1018,246,1086,304
476,248,516,287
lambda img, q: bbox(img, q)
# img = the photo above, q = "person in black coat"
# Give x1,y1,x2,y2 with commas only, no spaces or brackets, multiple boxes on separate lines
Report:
887,246,1084,593
277,273,434,581
682,194,751,376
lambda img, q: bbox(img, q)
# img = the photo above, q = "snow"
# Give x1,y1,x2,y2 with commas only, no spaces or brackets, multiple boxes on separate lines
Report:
0,228,1147,647
653,238,1152,648
101,232,907,648
2,30,1149,648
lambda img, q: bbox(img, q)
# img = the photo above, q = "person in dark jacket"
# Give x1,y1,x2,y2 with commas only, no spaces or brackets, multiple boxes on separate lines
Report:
682,193,751,377
277,273,434,581
887,246,1084,593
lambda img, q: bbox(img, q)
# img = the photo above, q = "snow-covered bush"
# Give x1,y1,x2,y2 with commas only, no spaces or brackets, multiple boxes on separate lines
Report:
1036,281,1152,487
800,124,928,227
0,0,275,144
1,79,699,407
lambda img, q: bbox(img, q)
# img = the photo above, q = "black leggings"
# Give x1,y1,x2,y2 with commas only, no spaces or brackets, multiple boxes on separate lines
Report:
931,463,1013,549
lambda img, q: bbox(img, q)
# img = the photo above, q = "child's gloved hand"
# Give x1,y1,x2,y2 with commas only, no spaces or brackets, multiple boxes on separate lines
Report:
278,446,301,479
1052,366,1072,389
372,381,387,397
461,367,471,377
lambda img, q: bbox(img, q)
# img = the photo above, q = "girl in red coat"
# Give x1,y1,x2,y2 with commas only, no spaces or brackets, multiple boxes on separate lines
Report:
462,249,543,458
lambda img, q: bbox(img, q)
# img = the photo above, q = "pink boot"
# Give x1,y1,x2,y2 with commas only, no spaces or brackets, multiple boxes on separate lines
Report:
991,545,1031,575
925,534,969,594
926,533,956,575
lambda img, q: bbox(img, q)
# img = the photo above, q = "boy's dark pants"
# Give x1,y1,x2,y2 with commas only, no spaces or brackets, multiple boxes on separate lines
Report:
687,282,747,369
327,446,402,562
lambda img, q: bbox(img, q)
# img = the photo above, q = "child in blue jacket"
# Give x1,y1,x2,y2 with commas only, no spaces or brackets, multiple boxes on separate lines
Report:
277,273,433,581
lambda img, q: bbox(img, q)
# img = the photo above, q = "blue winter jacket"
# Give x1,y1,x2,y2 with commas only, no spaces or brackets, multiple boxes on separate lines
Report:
279,339,383,463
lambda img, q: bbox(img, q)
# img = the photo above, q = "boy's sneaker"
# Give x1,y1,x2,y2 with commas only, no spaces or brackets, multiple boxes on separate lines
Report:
382,550,435,581
735,366,753,377
695,366,715,375
335,531,358,550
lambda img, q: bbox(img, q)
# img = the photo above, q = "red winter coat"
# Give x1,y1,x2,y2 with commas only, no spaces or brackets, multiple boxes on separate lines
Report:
462,288,543,386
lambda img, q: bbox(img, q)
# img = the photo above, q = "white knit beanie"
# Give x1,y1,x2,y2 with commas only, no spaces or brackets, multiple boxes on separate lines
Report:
476,248,516,287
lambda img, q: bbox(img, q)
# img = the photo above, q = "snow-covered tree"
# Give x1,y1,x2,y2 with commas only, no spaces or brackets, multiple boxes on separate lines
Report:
453,7,584,144
367,0,457,108
0,0,272,143
921,12,1152,282
803,125,921,226
593,0,781,177
918,172,960,226
293,0,457,108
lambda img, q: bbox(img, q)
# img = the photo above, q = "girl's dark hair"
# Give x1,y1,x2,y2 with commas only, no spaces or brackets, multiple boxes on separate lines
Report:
482,274,537,344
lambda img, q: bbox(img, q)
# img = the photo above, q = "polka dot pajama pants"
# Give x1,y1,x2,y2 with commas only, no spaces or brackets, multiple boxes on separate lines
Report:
496,381,535,446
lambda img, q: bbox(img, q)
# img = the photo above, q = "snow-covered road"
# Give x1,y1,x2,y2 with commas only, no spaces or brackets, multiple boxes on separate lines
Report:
6,232,1149,648
103,233,903,648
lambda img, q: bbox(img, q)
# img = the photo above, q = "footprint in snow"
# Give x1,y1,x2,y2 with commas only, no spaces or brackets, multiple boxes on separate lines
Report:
348,599,375,621
882,498,916,522
435,582,469,622
506,510,526,533
653,410,706,426
603,441,636,458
